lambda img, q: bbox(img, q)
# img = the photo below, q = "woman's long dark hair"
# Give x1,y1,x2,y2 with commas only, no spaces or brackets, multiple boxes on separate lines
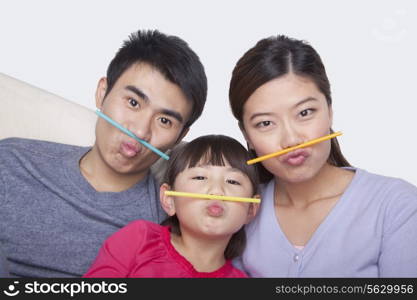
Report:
161,134,259,260
229,35,351,183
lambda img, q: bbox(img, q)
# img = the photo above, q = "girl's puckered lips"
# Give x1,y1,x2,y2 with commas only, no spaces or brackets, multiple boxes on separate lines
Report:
206,201,225,217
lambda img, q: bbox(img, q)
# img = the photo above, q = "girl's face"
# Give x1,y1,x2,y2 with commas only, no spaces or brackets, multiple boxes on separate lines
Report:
242,73,333,183
160,161,257,238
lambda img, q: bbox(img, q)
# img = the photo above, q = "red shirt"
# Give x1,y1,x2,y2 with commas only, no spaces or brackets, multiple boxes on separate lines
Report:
83,220,247,278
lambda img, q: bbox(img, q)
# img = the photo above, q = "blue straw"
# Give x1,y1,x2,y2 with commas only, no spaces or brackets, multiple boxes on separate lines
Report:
95,109,169,160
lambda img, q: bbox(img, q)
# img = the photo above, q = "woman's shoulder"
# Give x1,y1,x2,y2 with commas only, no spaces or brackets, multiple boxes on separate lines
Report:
350,168,417,211
353,168,417,193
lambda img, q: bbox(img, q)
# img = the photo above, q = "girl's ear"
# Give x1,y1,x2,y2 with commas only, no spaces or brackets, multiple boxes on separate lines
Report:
245,195,260,224
239,121,255,150
160,183,176,216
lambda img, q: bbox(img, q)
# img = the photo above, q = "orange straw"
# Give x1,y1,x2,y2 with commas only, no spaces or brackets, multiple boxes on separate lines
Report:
247,131,342,165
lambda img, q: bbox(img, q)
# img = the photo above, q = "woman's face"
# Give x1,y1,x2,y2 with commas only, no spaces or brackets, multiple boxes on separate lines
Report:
241,73,333,183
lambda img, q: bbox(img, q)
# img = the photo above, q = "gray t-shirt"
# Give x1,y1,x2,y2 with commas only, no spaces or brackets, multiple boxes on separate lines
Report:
0,242,10,278
0,138,167,277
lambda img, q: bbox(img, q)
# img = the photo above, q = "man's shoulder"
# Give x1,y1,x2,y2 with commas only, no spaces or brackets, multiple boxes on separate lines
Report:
0,137,85,158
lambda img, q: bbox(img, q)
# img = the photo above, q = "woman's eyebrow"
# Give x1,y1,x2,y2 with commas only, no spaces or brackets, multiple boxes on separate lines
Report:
249,112,274,121
294,97,318,108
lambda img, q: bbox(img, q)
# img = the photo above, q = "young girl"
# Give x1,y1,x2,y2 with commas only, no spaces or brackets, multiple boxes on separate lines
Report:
83,135,259,277
229,35,417,277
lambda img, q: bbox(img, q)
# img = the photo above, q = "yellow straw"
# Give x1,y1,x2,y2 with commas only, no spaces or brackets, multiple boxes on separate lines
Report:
165,191,261,204
247,131,343,165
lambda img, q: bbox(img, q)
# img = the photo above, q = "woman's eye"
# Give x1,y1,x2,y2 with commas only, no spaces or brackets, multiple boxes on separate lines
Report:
192,176,206,180
227,179,241,185
300,109,314,117
128,98,139,108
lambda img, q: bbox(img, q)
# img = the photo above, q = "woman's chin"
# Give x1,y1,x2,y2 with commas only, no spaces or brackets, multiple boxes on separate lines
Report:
273,167,318,184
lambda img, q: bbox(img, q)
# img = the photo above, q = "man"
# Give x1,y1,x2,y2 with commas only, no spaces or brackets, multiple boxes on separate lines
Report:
0,243,10,278
0,30,207,277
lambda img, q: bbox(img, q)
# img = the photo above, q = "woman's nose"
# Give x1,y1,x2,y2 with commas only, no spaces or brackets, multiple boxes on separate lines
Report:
280,123,303,149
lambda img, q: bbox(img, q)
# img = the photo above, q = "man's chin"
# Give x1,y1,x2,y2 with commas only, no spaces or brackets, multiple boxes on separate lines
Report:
109,155,152,175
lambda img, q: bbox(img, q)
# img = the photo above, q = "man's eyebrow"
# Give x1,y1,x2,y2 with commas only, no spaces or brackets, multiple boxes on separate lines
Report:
125,85,184,123
125,85,149,102
160,109,184,124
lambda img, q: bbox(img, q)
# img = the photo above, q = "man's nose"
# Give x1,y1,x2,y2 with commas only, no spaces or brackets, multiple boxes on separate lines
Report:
130,114,152,142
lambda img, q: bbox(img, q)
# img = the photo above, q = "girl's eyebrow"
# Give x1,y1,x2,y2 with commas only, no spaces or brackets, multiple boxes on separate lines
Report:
194,165,244,174
228,167,245,174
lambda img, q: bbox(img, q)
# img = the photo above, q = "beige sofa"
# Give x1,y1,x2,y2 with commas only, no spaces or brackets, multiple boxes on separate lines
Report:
0,72,167,182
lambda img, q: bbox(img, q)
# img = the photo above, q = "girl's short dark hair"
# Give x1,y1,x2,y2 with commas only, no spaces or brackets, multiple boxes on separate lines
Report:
161,134,259,260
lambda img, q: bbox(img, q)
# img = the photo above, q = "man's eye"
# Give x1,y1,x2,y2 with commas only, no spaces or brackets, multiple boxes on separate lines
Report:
128,98,139,107
159,117,172,126
192,176,206,180
227,179,241,185
256,121,271,128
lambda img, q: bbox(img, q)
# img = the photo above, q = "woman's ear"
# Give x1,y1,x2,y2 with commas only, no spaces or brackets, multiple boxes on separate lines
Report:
238,121,255,150
95,77,107,110
328,105,333,128
160,183,176,216
245,194,260,224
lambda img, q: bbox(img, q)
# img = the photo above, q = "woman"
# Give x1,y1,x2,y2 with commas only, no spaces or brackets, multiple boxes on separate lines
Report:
229,35,417,277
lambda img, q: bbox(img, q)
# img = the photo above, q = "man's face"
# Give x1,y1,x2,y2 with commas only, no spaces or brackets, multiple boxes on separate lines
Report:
94,63,191,175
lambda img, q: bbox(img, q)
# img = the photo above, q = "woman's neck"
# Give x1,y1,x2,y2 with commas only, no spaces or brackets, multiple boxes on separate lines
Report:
275,164,353,207
170,231,230,273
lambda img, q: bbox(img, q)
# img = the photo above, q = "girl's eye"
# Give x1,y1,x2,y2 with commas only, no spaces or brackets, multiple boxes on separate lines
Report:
192,176,206,180
226,179,241,185
256,120,272,128
128,98,139,108
300,109,314,117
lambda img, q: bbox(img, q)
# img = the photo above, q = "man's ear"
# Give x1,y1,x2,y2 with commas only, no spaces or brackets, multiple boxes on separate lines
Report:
160,183,176,216
245,195,260,224
238,122,254,150
95,77,108,110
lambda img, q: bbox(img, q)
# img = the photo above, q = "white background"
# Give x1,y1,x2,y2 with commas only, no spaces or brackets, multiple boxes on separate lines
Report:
1,0,416,185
